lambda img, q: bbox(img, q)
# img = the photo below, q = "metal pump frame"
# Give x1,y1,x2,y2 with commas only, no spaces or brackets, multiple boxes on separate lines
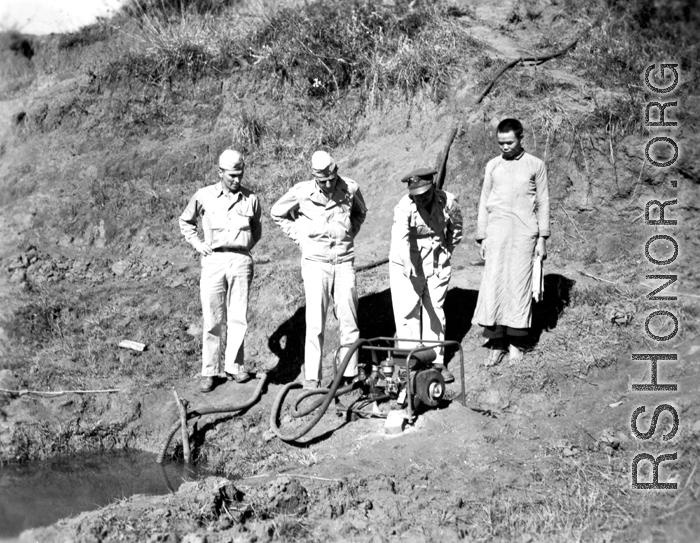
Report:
332,336,466,422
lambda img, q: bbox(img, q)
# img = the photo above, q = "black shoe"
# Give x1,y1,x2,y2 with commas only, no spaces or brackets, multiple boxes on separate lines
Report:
199,376,216,393
226,371,251,383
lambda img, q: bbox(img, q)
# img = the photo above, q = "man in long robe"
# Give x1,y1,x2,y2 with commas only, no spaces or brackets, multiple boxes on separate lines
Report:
473,119,550,365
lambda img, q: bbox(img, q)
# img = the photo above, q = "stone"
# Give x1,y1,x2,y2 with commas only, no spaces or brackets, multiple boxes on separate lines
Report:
111,260,129,275
186,322,203,337
7,259,25,271
0,370,20,390
267,477,308,515
9,269,26,283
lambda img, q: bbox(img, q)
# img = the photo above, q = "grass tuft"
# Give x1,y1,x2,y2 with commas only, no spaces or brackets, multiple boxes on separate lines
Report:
0,30,36,97
565,0,700,90
245,0,474,104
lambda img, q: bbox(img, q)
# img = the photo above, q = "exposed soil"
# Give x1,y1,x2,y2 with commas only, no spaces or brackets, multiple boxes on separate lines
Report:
1,0,700,541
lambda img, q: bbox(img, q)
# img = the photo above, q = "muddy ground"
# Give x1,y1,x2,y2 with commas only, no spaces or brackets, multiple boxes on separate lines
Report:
1,0,700,541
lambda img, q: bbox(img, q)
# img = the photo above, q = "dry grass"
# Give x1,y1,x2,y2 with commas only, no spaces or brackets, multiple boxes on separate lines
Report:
0,30,36,98
565,0,700,91
497,279,700,399
2,280,200,391
459,454,635,541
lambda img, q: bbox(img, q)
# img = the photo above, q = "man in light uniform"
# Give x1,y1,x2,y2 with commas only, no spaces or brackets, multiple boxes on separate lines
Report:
473,118,550,365
179,150,262,393
271,151,367,388
389,167,463,382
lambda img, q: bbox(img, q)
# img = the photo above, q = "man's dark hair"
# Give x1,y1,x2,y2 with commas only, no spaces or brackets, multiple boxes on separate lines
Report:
497,118,523,138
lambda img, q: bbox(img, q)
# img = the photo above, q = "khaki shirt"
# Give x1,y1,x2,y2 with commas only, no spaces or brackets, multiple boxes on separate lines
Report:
179,182,262,252
270,177,367,263
389,189,463,278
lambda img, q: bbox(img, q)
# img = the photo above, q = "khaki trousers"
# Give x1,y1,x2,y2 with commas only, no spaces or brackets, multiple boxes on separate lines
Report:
301,258,359,381
389,263,450,365
200,252,253,377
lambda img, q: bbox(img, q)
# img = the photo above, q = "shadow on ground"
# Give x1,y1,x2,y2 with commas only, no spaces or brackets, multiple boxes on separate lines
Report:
267,286,481,384
522,273,576,350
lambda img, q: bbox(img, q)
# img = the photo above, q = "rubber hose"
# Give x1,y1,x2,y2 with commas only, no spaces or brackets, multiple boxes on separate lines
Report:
269,338,367,442
340,394,392,419
156,373,268,464
355,257,389,272
291,383,355,418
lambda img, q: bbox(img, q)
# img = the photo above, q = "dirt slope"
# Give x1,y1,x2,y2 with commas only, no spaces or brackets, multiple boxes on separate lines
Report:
1,0,700,541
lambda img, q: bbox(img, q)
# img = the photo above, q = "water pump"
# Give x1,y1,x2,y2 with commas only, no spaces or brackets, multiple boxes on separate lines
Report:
269,337,465,442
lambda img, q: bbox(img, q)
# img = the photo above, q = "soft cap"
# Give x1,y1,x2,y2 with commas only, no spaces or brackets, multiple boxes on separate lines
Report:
311,151,338,180
219,149,245,173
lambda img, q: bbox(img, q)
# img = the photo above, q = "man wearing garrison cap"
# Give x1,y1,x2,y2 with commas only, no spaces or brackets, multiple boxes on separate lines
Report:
389,167,463,382
180,150,263,393
271,151,367,389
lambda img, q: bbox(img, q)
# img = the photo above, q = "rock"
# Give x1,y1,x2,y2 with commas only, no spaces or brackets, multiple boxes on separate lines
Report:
266,477,308,515
0,370,20,390
111,260,129,275
95,220,107,248
58,234,73,247
615,430,630,443
562,446,578,457
9,269,26,283
692,420,700,434
186,323,203,337
72,259,90,274
181,534,206,543
7,259,25,271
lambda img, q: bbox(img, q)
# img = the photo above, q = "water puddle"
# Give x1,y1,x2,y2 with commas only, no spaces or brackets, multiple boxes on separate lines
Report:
0,450,212,541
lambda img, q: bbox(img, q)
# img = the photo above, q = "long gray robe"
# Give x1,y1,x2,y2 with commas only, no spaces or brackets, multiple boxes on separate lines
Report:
472,151,550,329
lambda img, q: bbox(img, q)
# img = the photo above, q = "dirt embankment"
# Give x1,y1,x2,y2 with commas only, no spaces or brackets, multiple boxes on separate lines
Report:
2,0,700,541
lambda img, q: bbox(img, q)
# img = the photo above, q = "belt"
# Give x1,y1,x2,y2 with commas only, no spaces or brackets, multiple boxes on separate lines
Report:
303,256,350,265
212,247,249,254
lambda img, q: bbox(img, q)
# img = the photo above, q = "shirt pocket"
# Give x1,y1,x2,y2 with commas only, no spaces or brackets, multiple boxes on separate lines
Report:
333,202,352,235
232,206,254,231
207,209,228,229
300,201,326,239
